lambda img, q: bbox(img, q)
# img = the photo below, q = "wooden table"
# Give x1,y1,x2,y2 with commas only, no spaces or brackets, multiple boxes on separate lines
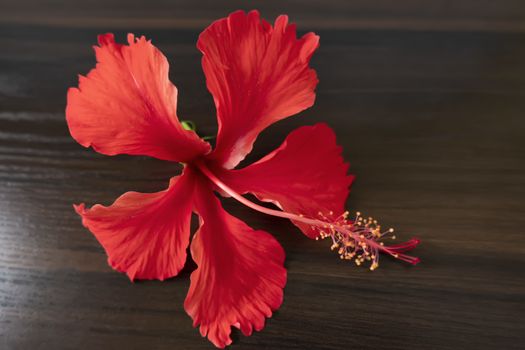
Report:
1,1,524,349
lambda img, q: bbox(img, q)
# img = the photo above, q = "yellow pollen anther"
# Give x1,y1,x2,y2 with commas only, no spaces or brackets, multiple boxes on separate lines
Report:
312,209,414,272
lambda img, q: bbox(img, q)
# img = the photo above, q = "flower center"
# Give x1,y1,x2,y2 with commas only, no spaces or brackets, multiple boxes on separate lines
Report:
195,160,420,270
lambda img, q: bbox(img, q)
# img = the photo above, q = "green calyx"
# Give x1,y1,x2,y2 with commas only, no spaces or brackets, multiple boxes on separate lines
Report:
181,120,197,132
181,120,215,140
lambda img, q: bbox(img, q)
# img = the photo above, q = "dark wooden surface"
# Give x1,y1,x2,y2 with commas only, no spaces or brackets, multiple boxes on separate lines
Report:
1,1,524,349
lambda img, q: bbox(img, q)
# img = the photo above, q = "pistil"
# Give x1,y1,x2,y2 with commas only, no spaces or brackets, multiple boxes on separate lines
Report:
195,161,420,270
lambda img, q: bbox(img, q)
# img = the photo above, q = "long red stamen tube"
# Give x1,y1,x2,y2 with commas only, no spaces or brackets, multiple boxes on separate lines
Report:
195,161,420,270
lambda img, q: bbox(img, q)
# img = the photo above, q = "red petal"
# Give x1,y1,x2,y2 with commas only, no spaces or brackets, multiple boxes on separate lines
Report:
198,10,319,168
215,123,354,238
184,177,286,348
67,33,210,162
74,168,195,281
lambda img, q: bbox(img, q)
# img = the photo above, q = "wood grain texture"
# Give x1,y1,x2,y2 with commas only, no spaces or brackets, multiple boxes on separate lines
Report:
1,1,524,349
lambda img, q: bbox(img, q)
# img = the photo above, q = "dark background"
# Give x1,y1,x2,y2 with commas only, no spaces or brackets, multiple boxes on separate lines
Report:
1,1,524,349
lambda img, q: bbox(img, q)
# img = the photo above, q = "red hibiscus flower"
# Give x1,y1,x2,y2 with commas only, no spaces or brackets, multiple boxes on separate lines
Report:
66,10,419,348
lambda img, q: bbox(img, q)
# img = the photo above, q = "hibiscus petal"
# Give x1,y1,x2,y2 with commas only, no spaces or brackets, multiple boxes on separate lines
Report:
215,123,354,238
67,33,210,162
198,10,319,168
185,177,286,348
74,168,195,281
